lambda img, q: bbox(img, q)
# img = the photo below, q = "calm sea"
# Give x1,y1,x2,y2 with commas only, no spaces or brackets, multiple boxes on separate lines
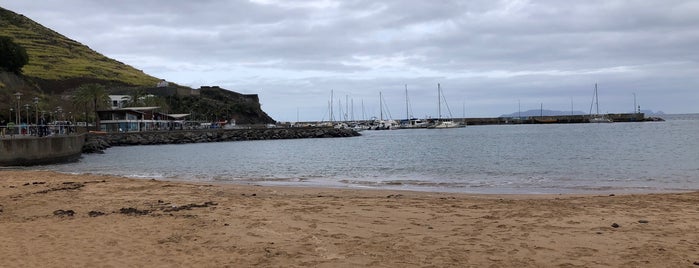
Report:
38,114,699,194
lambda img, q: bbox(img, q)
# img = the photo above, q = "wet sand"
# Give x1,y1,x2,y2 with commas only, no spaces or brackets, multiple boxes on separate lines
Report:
1,170,698,267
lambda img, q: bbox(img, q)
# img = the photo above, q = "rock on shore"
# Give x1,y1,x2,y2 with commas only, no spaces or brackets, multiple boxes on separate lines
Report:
83,127,360,153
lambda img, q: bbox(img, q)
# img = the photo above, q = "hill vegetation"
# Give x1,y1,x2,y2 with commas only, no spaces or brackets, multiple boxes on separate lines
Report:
0,7,159,87
0,6,274,124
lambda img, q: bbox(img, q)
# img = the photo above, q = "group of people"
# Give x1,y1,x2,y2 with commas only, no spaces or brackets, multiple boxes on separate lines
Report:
0,117,75,138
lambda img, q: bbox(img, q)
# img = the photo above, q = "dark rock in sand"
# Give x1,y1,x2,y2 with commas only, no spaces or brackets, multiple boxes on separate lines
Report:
53,209,75,217
611,223,620,228
88,211,106,217
638,220,649,224
163,201,217,212
119,207,150,215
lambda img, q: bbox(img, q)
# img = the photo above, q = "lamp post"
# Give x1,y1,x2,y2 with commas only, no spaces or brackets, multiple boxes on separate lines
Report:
23,104,30,135
9,108,13,123
24,104,30,122
14,92,22,125
33,97,39,125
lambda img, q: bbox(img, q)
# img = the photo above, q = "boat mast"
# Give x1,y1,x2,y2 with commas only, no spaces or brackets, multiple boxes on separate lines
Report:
338,98,343,122
362,99,366,121
351,98,354,121
330,90,334,123
379,91,383,121
589,83,597,116
595,83,600,115
438,83,442,120
405,84,409,121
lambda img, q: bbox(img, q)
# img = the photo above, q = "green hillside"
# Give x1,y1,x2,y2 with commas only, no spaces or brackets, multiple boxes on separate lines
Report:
0,6,275,124
0,7,159,87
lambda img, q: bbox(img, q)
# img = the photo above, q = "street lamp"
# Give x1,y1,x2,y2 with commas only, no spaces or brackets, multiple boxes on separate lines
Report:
33,97,39,125
24,104,30,122
9,108,13,123
23,104,30,135
14,92,22,125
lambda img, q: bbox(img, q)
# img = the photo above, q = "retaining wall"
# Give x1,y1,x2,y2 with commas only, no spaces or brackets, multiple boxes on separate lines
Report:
0,134,86,166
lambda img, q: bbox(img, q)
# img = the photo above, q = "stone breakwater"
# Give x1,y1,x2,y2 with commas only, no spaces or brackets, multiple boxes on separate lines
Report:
83,127,360,153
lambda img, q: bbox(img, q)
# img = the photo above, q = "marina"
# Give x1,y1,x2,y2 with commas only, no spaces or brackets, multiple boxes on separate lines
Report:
39,115,699,194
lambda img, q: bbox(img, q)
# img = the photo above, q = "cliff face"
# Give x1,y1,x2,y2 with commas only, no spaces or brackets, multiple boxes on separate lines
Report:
0,6,275,123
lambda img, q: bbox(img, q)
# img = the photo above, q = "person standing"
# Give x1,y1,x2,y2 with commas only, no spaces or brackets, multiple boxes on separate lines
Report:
1,119,6,138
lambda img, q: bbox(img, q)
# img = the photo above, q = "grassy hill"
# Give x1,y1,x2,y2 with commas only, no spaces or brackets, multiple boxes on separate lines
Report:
0,6,275,124
0,7,160,87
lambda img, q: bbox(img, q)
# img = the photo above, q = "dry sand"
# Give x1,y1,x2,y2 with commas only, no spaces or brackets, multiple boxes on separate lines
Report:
1,170,698,267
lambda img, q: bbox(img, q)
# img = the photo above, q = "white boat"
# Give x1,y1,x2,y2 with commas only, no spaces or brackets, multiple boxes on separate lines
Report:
432,120,460,128
369,92,397,130
400,85,429,129
589,83,612,123
429,83,462,129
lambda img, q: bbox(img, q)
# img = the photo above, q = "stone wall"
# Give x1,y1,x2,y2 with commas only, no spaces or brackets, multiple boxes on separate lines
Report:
83,127,360,153
0,134,86,166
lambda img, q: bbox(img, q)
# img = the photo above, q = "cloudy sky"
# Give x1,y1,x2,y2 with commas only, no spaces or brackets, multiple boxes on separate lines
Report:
3,0,698,121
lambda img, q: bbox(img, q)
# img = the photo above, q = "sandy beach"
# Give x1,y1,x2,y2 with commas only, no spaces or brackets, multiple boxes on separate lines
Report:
1,170,698,267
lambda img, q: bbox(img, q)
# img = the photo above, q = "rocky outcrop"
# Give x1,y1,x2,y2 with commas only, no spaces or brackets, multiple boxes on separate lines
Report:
83,127,360,153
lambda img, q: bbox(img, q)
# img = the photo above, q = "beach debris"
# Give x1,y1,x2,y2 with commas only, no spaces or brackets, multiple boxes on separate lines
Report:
638,219,649,224
609,194,615,196
23,182,47,186
88,211,106,217
611,223,620,228
35,183,84,194
386,194,403,198
119,207,150,216
693,261,699,266
163,201,218,212
83,180,107,184
53,209,75,217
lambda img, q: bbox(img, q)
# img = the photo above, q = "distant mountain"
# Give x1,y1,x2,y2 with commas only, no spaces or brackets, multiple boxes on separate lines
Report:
500,109,586,118
0,6,274,124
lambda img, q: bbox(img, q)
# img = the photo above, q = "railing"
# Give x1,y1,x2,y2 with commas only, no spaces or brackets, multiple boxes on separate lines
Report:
0,123,88,139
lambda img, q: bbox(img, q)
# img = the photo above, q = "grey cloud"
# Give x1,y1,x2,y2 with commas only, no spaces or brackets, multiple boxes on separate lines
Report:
2,0,698,120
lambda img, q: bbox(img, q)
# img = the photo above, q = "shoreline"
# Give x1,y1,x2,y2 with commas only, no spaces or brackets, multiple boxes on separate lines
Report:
17,167,695,196
2,170,699,267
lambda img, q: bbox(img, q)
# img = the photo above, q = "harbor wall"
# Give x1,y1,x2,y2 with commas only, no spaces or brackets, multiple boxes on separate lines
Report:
462,113,648,125
83,127,360,153
0,134,86,166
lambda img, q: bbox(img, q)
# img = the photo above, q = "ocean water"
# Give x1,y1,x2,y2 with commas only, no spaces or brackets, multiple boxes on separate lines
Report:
38,115,699,194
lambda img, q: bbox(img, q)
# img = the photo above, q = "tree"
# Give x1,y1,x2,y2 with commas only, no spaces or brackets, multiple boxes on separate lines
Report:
0,36,29,73
73,83,109,130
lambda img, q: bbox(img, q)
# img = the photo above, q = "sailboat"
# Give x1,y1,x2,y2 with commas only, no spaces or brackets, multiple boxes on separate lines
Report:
429,83,462,129
401,84,428,129
589,83,612,123
369,91,397,130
